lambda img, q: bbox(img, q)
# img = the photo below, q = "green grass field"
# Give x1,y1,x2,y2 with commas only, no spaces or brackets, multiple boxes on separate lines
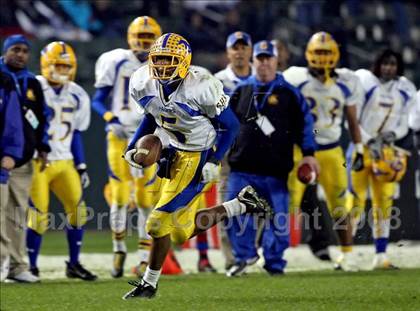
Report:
2,231,420,310
2,270,420,310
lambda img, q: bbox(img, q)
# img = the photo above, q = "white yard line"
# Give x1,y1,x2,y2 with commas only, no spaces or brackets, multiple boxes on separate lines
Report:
36,242,420,279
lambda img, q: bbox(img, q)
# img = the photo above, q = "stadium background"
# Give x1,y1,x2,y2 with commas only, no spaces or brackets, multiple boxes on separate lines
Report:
1,0,419,242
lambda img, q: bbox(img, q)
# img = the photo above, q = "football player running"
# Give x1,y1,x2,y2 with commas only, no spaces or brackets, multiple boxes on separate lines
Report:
26,42,96,280
122,33,271,299
350,49,417,269
92,16,162,278
283,32,364,271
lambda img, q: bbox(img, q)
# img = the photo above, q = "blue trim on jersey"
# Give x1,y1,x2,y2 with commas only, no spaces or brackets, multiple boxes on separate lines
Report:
345,143,358,196
70,93,80,110
398,89,409,106
127,113,158,150
359,85,377,120
71,130,86,166
156,149,208,213
336,82,351,99
62,107,74,113
113,59,128,85
92,86,113,117
175,101,202,117
162,34,171,48
137,95,155,109
297,80,309,91
213,106,240,161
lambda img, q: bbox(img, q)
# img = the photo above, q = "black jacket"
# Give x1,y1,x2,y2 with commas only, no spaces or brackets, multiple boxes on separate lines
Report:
228,74,316,179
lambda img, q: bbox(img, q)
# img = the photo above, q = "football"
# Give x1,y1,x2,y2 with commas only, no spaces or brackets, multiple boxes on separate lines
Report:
133,134,162,167
297,163,317,185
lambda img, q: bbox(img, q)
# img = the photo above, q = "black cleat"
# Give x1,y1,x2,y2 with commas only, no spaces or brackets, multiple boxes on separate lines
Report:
111,251,126,278
66,261,97,281
237,186,272,216
30,266,40,277
122,279,157,300
198,258,217,273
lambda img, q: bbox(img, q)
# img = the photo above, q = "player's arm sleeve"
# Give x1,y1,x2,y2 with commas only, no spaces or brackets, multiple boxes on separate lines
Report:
212,106,240,161
294,89,316,156
394,85,417,140
1,89,24,160
198,76,230,118
91,86,113,118
74,89,91,132
127,113,157,150
409,91,420,132
71,130,85,166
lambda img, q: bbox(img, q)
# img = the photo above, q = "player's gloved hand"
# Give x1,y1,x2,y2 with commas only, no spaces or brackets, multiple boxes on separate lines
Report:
201,156,220,183
106,116,129,139
367,138,382,160
123,148,143,169
379,131,396,145
157,147,176,179
76,163,90,189
352,143,364,171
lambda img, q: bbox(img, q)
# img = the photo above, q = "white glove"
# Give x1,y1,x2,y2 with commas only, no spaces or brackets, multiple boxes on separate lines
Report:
123,149,143,169
76,164,90,189
201,162,220,183
107,122,129,139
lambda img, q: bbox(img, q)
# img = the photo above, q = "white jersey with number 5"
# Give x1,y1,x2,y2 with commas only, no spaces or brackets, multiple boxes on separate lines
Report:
355,69,417,143
95,48,145,134
129,66,229,151
283,66,364,146
37,76,90,161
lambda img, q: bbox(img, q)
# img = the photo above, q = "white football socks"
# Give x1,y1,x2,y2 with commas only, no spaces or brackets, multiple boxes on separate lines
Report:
223,198,246,218
143,266,161,288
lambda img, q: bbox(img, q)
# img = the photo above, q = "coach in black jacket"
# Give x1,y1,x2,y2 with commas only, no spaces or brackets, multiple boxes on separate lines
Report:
0,35,50,283
225,40,319,276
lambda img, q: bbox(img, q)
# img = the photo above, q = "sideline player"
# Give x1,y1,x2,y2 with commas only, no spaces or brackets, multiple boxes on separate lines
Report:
122,33,271,299
283,32,365,271
92,16,162,277
26,41,96,280
350,49,417,269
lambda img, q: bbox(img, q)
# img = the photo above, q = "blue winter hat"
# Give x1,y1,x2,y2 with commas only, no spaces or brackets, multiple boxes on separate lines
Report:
2,34,30,54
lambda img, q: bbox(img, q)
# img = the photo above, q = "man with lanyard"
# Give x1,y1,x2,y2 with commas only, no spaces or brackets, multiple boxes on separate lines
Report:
226,40,319,276
0,35,50,283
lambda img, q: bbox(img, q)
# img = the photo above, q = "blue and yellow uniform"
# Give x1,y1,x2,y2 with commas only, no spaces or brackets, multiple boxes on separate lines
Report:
128,33,239,244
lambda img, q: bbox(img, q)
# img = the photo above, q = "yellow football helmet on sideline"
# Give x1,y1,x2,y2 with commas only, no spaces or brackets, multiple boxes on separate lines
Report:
305,32,340,70
40,41,77,84
127,16,162,53
372,146,408,183
149,33,192,80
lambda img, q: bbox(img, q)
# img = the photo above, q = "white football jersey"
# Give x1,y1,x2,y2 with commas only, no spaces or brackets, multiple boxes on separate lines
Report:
37,76,90,161
283,66,364,145
408,90,420,132
129,66,229,151
95,48,144,134
214,64,254,95
355,69,417,143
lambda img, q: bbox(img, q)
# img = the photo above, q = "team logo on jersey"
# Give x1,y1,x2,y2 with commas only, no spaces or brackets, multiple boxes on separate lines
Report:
26,89,36,101
268,94,278,105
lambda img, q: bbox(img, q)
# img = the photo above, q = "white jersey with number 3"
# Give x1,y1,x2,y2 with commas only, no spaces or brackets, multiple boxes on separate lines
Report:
37,76,90,161
355,69,417,143
95,48,145,133
283,66,364,146
129,66,229,151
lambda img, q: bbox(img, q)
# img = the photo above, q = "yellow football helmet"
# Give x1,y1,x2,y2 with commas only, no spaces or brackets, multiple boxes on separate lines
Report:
127,16,162,53
148,33,192,80
372,146,408,183
305,31,340,70
40,41,77,84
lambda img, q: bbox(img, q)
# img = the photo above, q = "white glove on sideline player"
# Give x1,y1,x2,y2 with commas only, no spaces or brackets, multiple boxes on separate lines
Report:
201,162,220,183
